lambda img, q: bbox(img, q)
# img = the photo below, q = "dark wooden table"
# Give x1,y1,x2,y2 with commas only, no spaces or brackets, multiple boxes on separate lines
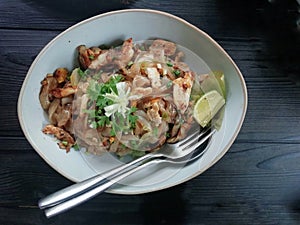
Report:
1,0,300,224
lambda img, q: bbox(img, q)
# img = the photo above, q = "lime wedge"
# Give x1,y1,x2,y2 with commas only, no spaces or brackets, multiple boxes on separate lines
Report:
193,90,225,127
211,71,226,98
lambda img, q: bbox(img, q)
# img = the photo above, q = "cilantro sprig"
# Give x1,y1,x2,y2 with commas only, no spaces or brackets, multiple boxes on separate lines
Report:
86,75,123,128
85,74,138,135
127,107,138,129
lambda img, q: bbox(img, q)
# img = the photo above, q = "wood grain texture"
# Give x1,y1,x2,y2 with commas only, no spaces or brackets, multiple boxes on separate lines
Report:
0,0,300,224
0,142,299,225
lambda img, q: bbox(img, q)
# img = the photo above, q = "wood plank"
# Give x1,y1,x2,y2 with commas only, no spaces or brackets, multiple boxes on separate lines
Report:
0,142,299,201
1,0,296,37
0,142,299,224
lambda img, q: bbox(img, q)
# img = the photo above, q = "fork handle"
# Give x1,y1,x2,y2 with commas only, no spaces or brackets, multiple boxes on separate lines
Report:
38,152,154,210
43,160,156,218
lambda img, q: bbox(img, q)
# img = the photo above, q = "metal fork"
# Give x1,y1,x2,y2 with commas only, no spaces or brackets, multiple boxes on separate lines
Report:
39,126,215,217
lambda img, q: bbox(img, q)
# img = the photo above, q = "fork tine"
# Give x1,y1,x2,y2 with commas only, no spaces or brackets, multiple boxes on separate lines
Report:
178,128,215,151
187,129,216,151
177,130,200,147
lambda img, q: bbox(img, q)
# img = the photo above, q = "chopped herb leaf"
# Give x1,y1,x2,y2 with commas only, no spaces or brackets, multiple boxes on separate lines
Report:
130,149,146,158
128,107,138,129
61,140,68,146
180,118,185,125
110,129,116,136
166,62,173,67
173,70,181,77
78,69,85,77
86,75,124,129
153,127,158,137
93,70,102,80
96,116,110,127
73,143,80,151
90,121,98,129
166,80,173,88
162,111,169,120
127,61,134,68
129,140,139,150
139,45,145,51
83,109,96,118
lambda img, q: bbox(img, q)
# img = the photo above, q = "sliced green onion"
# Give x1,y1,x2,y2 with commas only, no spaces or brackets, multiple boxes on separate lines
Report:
173,70,181,76
166,62,173,67
166,80,173,88
127,61,134,67
61,140,68,146
73,143,80,151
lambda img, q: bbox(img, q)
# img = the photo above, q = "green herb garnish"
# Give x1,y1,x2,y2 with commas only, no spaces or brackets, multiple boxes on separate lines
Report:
166,62,173,67
127,61,134,68
78,68,85,77
73,143,80,151
61,140,68,146
173,70,181,77
86,75,123,128
129,149,146,158
128,107,138,129
166,80,173,88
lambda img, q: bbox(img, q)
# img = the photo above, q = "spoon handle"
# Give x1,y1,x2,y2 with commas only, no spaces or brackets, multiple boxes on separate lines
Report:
38,153,153,210
44,160,155,218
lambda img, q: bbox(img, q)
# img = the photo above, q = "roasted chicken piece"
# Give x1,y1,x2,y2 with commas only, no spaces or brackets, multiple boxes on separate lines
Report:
78,45,102,70
42,124,75,152
54,68,69,83
149,39,177,56
111,38,134,69
79,38,134,71
173,71,194,113
39,74,58,110
50,84,77,98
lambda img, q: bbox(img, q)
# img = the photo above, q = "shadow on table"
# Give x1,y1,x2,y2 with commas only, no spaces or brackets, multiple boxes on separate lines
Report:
35,185,188,225
26,0,136,21
289,196,300,222
256,0,300,86
216,0,300,86
139,185,187,225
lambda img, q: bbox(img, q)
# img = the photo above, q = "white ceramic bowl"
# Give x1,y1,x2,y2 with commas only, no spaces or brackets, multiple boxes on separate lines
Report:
18,9,247,194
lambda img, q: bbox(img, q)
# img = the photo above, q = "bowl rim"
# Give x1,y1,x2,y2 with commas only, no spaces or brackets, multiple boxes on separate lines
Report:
17,8,248,195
